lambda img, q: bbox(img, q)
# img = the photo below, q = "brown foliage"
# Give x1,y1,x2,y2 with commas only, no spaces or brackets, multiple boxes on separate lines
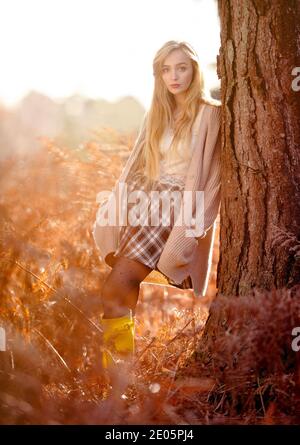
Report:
0,132,298,424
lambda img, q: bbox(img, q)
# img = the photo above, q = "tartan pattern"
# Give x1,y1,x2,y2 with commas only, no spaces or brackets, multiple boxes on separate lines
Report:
113,172,193,290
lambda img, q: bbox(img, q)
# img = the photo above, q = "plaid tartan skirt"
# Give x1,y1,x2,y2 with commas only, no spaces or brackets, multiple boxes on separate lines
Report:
113,171,193,290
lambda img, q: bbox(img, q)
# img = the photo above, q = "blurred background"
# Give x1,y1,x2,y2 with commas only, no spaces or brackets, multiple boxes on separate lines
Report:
0,0,220,159
0,0,222,422
1,1,299,425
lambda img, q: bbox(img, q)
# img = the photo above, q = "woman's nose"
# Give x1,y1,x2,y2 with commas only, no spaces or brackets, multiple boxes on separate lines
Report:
171,71,178,80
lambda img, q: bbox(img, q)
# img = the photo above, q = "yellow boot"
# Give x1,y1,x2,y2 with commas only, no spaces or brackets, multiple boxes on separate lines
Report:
100,311,135,369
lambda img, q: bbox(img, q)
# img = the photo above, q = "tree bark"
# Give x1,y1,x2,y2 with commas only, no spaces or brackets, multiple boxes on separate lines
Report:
215,0,300,298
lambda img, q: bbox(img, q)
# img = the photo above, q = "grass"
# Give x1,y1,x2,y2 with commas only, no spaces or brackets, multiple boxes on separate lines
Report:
0,130,299,424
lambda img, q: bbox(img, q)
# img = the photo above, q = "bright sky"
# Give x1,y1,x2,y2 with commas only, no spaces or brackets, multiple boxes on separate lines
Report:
0,0,220,109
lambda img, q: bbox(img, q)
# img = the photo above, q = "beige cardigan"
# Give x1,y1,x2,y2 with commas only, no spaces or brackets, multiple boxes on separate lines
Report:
92,103,221,297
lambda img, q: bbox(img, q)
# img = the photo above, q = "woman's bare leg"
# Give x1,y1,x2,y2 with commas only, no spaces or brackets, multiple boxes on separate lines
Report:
101,256,152,318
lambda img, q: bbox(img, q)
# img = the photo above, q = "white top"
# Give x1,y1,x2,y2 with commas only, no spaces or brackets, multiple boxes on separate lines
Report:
159,127,191,180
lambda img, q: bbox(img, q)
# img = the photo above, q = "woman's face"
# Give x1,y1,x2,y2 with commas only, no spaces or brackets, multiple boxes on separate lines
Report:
161,48,193,98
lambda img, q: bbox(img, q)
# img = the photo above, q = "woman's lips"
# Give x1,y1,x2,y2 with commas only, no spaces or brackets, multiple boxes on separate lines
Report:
170,84,180,88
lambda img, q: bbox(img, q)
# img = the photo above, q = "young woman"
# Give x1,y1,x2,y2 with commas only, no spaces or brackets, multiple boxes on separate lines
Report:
92,40,221,370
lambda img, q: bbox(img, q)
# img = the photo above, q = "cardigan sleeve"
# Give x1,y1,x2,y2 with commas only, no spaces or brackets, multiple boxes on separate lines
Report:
195,105,221,239
156,104,221,275
183,104,221,239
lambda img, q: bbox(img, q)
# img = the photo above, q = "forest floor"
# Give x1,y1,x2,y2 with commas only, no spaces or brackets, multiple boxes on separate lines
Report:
0,131,299,425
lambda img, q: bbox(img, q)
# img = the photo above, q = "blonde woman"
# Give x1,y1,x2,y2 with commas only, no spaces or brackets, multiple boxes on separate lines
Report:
93,40,221,370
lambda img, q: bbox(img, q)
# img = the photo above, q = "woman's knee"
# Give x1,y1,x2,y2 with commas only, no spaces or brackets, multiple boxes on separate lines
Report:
102,257,151,310
101,264,140,301
110,256,151,285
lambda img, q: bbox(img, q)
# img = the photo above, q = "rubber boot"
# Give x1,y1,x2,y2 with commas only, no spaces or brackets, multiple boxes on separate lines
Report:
100,311,135,369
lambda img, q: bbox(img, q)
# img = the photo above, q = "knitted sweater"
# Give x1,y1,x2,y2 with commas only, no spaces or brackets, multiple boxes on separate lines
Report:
92,103,221,297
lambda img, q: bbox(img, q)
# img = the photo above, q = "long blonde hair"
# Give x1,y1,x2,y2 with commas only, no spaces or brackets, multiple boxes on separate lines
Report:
133,40,220,188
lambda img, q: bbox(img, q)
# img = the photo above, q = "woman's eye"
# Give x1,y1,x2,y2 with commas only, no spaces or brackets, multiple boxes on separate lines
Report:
162,66,186,74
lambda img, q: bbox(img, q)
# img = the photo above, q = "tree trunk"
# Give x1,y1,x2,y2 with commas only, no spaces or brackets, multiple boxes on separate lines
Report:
199,0,300,354
215,0,300,299
165,0,300,419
